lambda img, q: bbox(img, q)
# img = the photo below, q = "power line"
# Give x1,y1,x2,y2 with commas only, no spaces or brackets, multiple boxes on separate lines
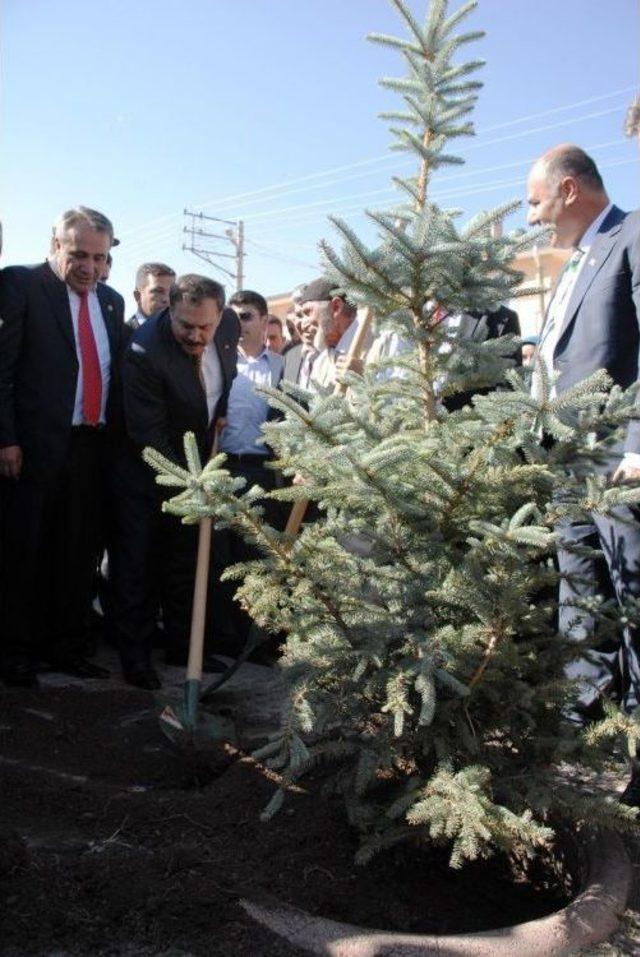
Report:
252,156,639,237
118,132,629,262
245,238,318,271
227,122,629,227
183,209,245,287
116,85,635,243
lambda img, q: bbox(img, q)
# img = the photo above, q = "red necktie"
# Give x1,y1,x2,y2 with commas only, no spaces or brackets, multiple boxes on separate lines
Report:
78,291,102,425
430,304,449,327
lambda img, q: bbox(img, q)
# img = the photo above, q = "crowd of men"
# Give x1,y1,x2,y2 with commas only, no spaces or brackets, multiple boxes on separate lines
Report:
0,143,639,796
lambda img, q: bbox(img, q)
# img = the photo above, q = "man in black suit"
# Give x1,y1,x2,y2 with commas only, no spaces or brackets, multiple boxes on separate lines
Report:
110,274,239,688
127,262,175,331
0,206,126,686
527,144,640,800
438,305,521,412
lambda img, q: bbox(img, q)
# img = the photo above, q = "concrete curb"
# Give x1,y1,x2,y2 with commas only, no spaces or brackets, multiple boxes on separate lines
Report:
241,828,632,956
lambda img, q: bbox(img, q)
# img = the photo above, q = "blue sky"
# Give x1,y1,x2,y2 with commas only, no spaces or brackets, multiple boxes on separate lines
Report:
1,0,638,314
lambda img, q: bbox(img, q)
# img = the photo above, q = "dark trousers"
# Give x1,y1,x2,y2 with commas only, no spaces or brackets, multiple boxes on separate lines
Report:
557,505,640,712
0,428,106,667
109,473,200,671
212,458,282,656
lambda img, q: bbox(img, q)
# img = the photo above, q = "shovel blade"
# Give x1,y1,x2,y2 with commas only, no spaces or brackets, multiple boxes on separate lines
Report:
158,701,236,750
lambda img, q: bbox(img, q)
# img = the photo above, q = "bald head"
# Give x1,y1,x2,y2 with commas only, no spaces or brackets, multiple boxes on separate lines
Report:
527,144,609,248
534,144,605,193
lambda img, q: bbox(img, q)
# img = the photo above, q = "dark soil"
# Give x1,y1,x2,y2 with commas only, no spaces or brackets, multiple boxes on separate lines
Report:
0,686,571,956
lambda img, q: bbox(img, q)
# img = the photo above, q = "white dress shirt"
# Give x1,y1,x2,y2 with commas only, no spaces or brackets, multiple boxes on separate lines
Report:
201,339,224,423
309,316,373,392
221,348,281,456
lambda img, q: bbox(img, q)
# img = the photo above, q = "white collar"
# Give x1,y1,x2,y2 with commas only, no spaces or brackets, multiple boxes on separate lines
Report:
335,318,357,354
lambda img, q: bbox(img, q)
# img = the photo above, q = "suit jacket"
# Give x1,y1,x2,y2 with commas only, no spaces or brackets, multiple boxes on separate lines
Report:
0,261,126,480
282,342,303,384
549,205,640,453
120,307,238,491
444,305,521,412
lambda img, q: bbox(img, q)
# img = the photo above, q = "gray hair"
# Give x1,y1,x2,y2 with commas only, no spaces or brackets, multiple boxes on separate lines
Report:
54,206,115,246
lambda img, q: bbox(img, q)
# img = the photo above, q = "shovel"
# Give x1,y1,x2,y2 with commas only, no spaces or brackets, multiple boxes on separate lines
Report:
284,307,374,539
159,434,236,749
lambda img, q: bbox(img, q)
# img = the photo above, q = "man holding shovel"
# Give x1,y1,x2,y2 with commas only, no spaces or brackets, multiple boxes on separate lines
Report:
110,274,238,689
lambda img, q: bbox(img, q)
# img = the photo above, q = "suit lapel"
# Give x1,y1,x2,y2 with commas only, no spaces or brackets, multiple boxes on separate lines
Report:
216,335,235,391
455,312,483,342
555,207,625,346
285,345,303,383
96,283,118,358
39,262,76,355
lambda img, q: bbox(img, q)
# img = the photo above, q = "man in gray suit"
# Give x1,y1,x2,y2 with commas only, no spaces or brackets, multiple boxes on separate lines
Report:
527,144,640,799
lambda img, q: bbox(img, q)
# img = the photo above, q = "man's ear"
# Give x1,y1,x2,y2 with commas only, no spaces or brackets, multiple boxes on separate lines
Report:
330,295,345,319
560,176,579,207
133,289,141,307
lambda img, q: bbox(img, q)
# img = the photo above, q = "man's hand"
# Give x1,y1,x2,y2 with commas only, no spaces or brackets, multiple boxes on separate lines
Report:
613,461,640,484
0,445,22,480
335,355,364,378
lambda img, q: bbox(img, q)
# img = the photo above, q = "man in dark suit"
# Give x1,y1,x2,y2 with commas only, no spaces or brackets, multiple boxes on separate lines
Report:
440,305,521,412
127,262,175,331
0,207,126,687
110,274,238,688
527,144,640,799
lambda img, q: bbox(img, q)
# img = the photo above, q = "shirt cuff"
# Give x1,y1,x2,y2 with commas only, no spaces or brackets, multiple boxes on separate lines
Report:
622,452,640,469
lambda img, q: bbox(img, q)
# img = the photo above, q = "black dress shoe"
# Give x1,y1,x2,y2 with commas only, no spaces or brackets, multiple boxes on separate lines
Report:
123,666,162,691
620,769,640,808
202,654,228,674
47,656,110,679
2,661,40,689
165,652,187,668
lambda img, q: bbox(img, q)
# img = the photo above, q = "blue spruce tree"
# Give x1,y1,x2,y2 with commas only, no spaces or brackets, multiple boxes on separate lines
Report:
145,0,640,867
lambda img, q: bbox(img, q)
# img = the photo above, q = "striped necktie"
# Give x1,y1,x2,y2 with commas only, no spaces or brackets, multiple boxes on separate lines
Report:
531,248,584,400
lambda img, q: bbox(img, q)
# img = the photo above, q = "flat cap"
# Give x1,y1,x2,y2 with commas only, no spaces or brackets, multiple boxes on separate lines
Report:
298,276,342,304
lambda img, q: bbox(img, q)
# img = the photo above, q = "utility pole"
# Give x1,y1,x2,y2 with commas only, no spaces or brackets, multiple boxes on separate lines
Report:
182,209,245,290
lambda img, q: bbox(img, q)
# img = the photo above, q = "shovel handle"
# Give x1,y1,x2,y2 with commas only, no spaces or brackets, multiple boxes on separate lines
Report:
186,515,212,683
185,432,219,683
333,306,373,398
284,499,309,539
283,307,374,543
